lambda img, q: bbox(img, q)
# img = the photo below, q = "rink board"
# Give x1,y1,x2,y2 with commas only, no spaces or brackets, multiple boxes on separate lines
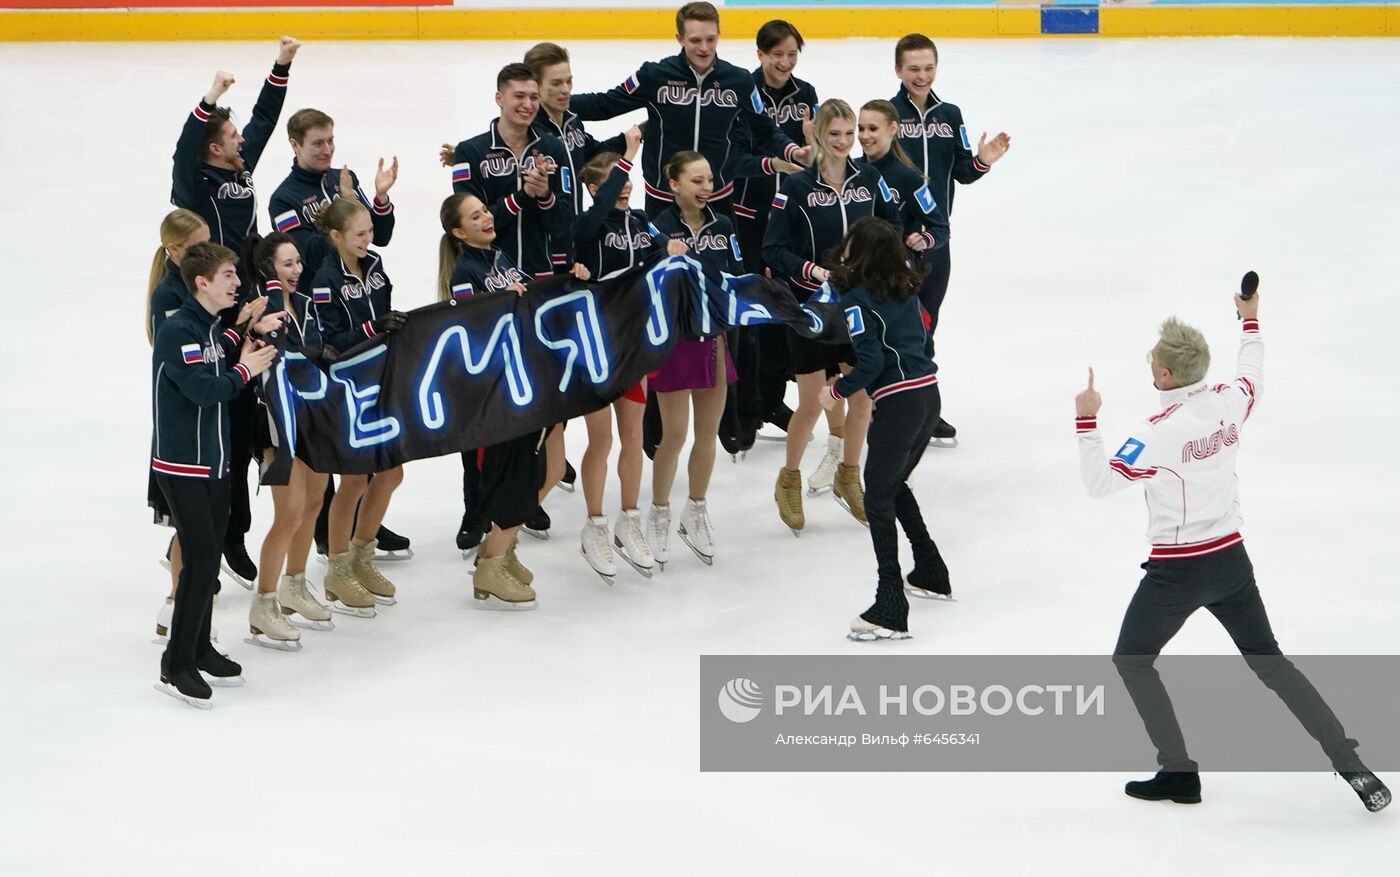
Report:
3,4,1399,41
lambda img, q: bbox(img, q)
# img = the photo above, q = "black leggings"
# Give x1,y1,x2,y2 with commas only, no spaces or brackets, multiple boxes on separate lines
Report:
156,475,230,675
917,244,952,338
225,389,256,542
861,384,943,631
1113,544,1360,771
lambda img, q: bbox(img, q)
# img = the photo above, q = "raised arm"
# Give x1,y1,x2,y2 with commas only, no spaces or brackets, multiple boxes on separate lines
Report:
1075,368,1159,498
570,66,650,121
171,70,234,206
241,38,299,172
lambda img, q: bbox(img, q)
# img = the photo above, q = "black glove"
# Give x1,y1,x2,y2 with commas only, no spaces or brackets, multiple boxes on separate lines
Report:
375,310,408,334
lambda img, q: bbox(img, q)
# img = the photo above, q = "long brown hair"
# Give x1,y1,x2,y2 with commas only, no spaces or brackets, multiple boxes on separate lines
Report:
828,217,922,302
147,209,207,344
437,193,472,301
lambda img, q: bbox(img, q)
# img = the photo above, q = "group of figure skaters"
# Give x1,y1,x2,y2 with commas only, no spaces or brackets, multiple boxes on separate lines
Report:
147,4,1014,707
140,1,1397,819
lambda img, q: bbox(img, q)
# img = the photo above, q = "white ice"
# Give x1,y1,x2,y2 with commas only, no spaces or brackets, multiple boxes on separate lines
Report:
2,36,1398,875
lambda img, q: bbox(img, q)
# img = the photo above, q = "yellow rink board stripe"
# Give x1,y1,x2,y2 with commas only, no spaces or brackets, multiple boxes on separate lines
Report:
1,7,1397,42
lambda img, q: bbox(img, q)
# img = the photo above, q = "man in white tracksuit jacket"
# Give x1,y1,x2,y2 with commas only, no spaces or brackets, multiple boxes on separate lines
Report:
1075,289,1390,812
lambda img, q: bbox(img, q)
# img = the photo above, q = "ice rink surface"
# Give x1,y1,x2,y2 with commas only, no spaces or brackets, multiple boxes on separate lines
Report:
2,34,1398,875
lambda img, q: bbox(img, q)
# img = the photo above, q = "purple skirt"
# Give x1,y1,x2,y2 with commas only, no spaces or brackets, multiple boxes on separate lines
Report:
650,338,737,393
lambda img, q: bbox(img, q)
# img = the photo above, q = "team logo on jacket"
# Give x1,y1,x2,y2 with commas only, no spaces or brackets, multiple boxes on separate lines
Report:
959,125,972,151
340,272,387,300
877,177,895,203
844,306,865,337
914,184,937,214
1114,438,1146,465
604,230,655,250
451,162,472,183
562,127,586,151
1181,423,1239,463
898,119,954,139
806,187,872,208
688,232,732,254
484,266,528,292
768,103,809,124
216,176,255,200
560,167,573,195
729,234,743,263
274,210,301,232
656,84,739,108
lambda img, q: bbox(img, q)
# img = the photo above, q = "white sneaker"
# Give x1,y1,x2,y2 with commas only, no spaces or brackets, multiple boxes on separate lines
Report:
807,435,842,495
580,516,618,584
647,504,671,570
613,509,655,578
677,498,715,565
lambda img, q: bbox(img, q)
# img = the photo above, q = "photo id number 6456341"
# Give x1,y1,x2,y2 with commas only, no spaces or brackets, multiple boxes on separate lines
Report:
913,733,981,746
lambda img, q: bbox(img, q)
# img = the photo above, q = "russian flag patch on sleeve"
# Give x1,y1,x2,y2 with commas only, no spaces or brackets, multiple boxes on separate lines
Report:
274,209,301,232
623,73,640,94
451,282,474,298
914,183,937,214
451,162,472,183
844,306,865,337
771,192,788,210
312,287,332,305
181,343,204,364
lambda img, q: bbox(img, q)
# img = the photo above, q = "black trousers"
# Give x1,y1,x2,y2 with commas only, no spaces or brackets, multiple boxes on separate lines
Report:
861,384,942,631
156,475,229,675
916,244,952,338
478,428,547,530
461,450,481,518
1112,544,1360,772
225,388,256,542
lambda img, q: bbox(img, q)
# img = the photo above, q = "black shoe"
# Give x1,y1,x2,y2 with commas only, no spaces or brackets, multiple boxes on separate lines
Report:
1125,771,1202,804
906,552,952,599
196,649,244,686
375,525,413,560
934,418,956,440
1340,769,1392,812
523,507,551,540
766,403,793,433
559,460,577,492
156,668,212,708
221,539,257,588
457,513,488,553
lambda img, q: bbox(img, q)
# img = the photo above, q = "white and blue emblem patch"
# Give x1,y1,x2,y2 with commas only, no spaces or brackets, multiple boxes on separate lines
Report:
750,87,764,114
730,234,743,263
1114,438,1146,465
914,183,937,214
877,176,894,203
559,166,573,195
959,124,972,151
844,306,865,337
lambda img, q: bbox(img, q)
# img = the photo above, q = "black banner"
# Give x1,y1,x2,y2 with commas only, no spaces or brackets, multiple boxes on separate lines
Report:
262,254,849,478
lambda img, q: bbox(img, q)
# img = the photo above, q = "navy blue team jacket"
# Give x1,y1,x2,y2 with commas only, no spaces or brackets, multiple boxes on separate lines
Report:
170,62,291,252
268,163,395,291
890,88,989,238
449,120,575,279
151,298,256,479
570,52,800,206
574,157,663,281
309,250,393,353
831,286,938,403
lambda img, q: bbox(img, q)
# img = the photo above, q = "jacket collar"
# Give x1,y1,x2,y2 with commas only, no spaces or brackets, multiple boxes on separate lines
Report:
814,157,864,192
180,295,220,326
535,108,578,138
894,86,943,117
1158,379,1209,407
489,117,542,153
336,249,381,279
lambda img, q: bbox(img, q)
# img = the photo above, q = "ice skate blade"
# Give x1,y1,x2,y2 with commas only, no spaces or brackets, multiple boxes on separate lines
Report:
523,527,550,541
905,585,956,601
375,548,414,562
730,450,748,463
245,633,302,652
928,437,958,449
807,485,832,496
677,532,714,566
460,544,481,560
328,602,377,618
200,672,245,688
220,561,255,591
832,496,870,529
579,548,618,586
154,682,212,710
472,591,538,611
371,594,397,606
159,558,171,571
556,479,576,493
847,629,912,642
284,614,335,631
616,551,655,579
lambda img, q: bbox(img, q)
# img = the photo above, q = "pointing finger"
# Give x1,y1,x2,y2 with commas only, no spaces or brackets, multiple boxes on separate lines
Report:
1087,367,1095,390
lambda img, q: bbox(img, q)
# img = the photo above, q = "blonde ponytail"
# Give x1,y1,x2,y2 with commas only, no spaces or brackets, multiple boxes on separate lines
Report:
147,209,207,345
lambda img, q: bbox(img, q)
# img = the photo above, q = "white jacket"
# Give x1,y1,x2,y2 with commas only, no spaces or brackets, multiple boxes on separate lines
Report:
1077,319,1263,560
